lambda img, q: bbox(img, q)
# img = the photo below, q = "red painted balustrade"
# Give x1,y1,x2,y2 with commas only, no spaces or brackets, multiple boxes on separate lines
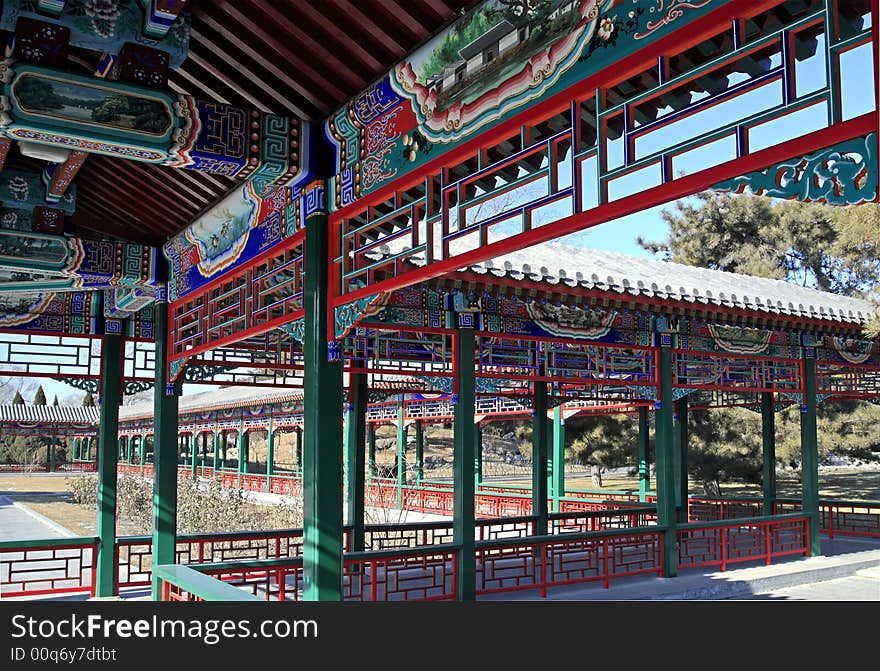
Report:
0,538,97,598
475,529,665,596
677,515,810,572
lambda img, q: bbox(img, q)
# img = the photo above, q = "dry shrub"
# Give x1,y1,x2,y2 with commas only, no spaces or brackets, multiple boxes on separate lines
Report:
66,474,303,534
66,475,98,506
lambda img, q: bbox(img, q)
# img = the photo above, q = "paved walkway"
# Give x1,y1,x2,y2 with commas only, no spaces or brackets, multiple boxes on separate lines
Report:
477,535,880,600
0,495,71,541
727,567,880,600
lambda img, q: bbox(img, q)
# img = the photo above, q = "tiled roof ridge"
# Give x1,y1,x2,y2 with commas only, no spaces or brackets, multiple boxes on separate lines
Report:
461,242,876,325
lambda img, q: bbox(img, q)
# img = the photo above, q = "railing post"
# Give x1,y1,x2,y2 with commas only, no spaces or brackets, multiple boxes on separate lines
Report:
189,432,197,480
302,185,344,602
151,281,180,600
475,420,483,489
396,398,407,509
540,543,548,598
761,391,777,516
673,397,688,521
367,424,376,480
638,405,650,502
415,419,424,487
800,354,821,556
237,421,246,490
95,329,122,598
532,381,549,537
266,415,275,492
551,404,564,512
721,527,727,572
346,372,367,553
277,568,285,601
454,325,476,602
603,537,610,589
656,343,678,577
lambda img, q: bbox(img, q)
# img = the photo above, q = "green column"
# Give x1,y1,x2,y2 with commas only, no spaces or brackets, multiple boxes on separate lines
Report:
656,344,678,578
673,397,689,521
212,430,220,471
189,433,197,479
638,406,650,502
139,437,145,477
414,420,424,486
128,436,135,464
474,422,482,488
551,405,565,512
454,326,476,601
221,431,228,469
346,373,367,553
396,399,407,508
368,425,376,479
266,416,275,490
95,331,122,597
532,381,549,536
761,392,777,516
237,426,249,488
295,428,302,475
201,432,208,471
801,355,821,556
72,438,79,462
151,291,180,600
49,435,55,472
302,202,344,601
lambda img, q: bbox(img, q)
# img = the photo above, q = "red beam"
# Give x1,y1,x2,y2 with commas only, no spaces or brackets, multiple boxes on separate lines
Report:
0,138,11,173
47,151,88,202
334,113,876,308
331,0,793,220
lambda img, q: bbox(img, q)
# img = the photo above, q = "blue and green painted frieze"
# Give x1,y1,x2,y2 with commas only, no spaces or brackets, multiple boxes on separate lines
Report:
0,288,98,333
0,60,309,188
326,0,720,209
1,0,191,68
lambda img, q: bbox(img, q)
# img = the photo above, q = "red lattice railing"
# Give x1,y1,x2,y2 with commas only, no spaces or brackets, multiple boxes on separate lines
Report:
199,546,459,602
161,582,204,601
475,528,664,596
677,515,810,571
0,538,97,598
115,528,310,591
774,499,880,539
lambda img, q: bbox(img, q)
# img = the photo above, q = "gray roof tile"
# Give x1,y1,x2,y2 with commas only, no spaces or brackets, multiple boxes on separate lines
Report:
465,243,876,325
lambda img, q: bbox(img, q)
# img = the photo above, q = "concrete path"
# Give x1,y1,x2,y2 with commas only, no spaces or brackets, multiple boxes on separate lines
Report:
478,535,880,601
0,495,73,541
728,566,880,600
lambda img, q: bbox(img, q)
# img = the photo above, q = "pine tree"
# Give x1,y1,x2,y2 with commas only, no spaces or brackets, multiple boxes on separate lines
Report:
12,391,24,405
33,386,47,406
52,395,59,407
82,392,95,407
